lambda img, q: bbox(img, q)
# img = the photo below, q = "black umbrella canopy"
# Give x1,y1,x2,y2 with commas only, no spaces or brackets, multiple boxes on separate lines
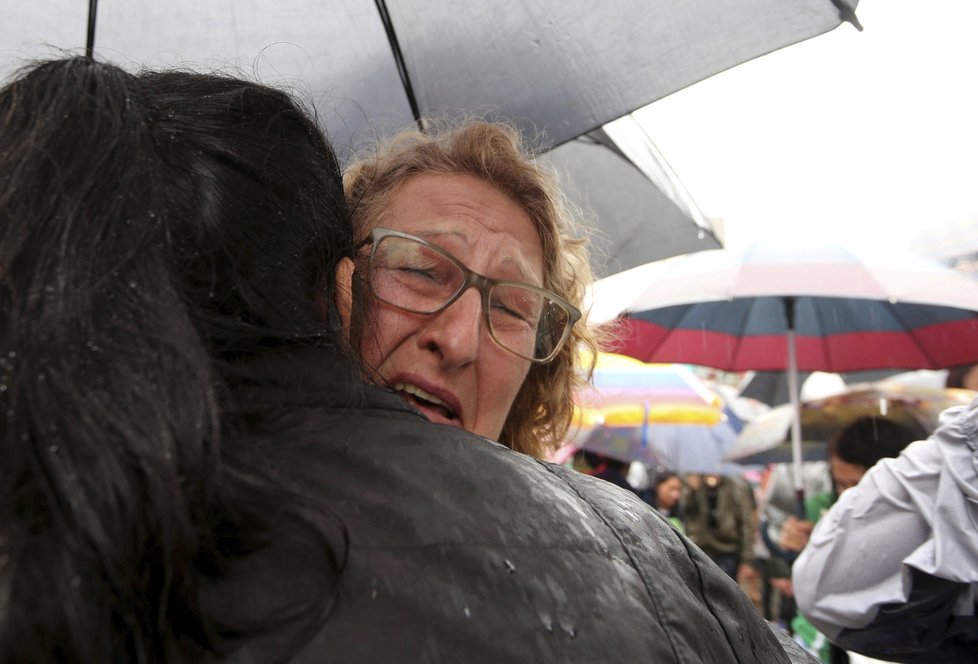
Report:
4,0,860,151
541,117,721,277
2,0,859,274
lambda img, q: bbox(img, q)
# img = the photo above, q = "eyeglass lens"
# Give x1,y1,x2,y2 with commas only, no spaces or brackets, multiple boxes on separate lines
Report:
368,234,570,361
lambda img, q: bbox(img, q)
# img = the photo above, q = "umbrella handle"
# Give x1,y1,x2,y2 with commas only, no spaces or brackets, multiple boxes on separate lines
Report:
785,299,807,520
794,489,806,519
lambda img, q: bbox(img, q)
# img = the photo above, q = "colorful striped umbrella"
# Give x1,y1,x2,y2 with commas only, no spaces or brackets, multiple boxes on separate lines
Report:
558,353,743,473
587,241,978,511
575,351,722,423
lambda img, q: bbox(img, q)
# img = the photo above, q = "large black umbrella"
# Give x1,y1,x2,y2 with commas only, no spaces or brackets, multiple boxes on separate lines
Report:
542,116,722,276
2,0,860,274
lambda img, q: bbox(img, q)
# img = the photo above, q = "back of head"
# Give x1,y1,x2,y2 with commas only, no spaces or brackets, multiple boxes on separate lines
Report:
344,120,600,457
0,57,354,662
946,363,978,390
828,415,925,469
579,450,627,474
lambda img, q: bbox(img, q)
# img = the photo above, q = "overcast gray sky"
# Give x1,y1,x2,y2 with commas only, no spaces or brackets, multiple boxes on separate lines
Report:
636,0,978,251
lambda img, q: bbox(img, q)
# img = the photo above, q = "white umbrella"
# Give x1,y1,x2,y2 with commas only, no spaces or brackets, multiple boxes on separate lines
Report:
725,382,974,465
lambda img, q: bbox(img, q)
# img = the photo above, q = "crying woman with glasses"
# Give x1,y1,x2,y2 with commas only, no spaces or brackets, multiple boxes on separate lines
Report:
337,121,599,458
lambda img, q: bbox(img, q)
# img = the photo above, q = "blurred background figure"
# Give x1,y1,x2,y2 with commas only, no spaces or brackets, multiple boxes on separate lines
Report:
648,470,684,531
764,416,926,663
946,363,978,391
575,450,643,496
793,397,978,663
682,473,757,585
760,461,833,629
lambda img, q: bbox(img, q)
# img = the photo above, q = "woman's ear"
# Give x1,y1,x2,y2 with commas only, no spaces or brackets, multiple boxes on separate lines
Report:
334,256,355,335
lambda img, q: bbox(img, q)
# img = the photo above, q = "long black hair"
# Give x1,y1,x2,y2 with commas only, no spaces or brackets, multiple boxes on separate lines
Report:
0,57,357,662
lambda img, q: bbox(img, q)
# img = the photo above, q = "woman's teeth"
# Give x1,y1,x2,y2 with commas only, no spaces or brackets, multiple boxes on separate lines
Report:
391,382,456,419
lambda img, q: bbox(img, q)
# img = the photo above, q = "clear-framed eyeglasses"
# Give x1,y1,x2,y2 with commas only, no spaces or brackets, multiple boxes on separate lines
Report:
359,227,581,363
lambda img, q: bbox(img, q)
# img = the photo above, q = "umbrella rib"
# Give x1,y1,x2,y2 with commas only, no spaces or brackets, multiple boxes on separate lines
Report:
807,297,835,372
829,0,864,31
727,298,755,371
884,302,941,369
86,0,99,58
374,0,424,131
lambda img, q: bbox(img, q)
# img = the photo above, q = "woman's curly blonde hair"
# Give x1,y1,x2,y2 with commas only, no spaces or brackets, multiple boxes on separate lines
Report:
344,120,600,458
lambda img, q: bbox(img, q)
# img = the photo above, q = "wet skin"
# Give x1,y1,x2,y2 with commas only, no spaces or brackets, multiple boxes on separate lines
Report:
337,173,544,441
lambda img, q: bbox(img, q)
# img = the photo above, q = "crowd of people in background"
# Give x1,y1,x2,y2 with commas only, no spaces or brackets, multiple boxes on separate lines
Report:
577,392,978,663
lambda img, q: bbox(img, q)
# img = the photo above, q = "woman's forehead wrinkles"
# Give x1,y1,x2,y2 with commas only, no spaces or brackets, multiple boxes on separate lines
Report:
415,228,541,286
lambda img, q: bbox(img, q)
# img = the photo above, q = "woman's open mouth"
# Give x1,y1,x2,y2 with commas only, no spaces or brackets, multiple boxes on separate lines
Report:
391,381,460,424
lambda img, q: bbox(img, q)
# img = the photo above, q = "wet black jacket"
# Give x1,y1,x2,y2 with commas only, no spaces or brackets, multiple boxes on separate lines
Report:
211,356,813,663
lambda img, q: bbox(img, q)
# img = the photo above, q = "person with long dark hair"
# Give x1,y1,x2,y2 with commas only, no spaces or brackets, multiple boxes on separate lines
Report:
1,57,817,663
650,470,685,531
0,56,358,662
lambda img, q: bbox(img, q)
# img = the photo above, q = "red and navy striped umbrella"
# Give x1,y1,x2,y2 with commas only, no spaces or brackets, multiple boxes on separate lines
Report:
589,241,978,371
613,296,977,373
587,240,978,510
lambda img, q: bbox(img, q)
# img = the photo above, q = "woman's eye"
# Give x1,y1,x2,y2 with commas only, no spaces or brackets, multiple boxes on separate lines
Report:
492,301,528,322
401,266,435,279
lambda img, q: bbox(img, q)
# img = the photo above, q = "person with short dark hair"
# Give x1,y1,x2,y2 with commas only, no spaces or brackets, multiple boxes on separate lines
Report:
576,450,634,492
794,399,978,662
769,416,925,661
945,363,978,391
826,415,925,494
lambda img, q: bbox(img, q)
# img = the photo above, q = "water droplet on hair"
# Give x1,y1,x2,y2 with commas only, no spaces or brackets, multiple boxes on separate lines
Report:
503,559,516,573
462,605,471,618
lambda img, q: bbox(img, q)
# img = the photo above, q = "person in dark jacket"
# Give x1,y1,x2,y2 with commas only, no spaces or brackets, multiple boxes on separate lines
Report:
577,450,636,491
683,473,758,584
1,57,815,663
218,359,817,663
1,57,361,662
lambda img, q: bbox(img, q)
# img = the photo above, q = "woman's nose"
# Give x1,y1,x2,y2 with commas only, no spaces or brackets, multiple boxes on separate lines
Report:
417,287,484,368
